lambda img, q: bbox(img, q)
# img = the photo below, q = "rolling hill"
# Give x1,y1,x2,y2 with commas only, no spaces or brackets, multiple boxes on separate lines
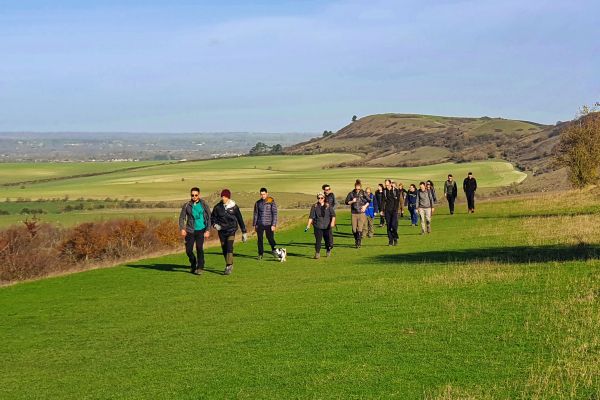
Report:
286,114,564,183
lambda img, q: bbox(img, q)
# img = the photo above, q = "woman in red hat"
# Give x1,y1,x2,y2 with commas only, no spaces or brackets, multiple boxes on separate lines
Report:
211,189,248,275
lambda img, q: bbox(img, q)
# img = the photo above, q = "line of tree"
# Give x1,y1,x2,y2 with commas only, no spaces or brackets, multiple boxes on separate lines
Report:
249,142,283,155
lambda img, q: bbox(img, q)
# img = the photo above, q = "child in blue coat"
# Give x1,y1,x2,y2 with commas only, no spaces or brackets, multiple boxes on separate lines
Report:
363,187,376,238
405,184,419,226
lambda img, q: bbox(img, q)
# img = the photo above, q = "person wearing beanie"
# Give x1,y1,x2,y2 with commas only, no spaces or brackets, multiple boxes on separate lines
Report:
211,189,247,275
306,192,336,259
252,187,278,259
344,179,370,248
179,187,211,275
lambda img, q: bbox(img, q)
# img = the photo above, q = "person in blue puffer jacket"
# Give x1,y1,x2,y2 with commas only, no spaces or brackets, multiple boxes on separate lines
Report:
404,184,419,227
362,187,376,238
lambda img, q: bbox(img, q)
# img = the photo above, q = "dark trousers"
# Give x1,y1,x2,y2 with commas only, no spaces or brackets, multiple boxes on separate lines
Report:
447,195,456,214
466,192,475,210
408,205,418,225
256,225,276,255
385,209,399,241
185,229,206,270
314,227,333,252
218,231,235,266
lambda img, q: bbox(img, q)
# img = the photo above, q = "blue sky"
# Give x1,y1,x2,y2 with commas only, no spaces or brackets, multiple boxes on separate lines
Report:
0,0,598,132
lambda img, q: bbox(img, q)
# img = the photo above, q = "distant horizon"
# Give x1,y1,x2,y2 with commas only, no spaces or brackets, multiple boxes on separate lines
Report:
1,1,598,132
0,111,561,135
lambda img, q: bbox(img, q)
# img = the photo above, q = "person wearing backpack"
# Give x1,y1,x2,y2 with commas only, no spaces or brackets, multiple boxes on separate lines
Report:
381,179,400,246
344,179,370,248
211,189,248,275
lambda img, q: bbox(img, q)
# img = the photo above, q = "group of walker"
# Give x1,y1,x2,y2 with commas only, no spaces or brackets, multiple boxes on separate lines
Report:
179,173,478,275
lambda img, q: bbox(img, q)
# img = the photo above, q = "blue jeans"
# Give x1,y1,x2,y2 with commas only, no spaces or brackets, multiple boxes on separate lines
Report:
408,206,418,225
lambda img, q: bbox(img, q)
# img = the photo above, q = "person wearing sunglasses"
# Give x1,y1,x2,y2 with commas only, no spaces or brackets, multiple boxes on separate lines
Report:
306,192,336,259
179,187,211,275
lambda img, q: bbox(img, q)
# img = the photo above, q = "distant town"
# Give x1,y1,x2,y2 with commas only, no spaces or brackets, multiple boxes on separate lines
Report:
0,131,317,162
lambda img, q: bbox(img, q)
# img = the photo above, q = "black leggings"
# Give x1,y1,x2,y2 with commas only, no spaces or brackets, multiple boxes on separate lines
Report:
185,229,206,269
218,231,235,266
256,225,276,255
314,227,333,252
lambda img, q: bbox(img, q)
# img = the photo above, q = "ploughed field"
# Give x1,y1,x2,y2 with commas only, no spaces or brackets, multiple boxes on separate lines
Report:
1,187,598,399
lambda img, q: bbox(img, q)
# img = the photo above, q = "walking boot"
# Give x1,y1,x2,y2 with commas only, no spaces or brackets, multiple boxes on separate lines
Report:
314,252,320,259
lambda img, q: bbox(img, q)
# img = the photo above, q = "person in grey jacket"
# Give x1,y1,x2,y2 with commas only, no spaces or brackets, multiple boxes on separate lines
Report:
443,174,458,215
179,187,211,275
252,187,278,260
417,181,435,234
306,192,336,259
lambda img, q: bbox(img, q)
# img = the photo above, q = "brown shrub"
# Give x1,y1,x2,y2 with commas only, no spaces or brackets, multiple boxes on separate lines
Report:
1,218,181,284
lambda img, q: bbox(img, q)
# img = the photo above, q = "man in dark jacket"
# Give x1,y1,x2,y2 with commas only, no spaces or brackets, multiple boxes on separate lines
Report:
381,179,400,246
375,184,385,227
444,174,458,215
463,172,478,213
306,192,336,259
179,187,211,275
252,187,278,259
211,189,247,275
345,179,370,248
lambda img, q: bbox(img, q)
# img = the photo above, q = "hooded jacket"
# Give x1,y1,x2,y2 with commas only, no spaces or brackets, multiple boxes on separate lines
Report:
253,197,278,227
211,199,247,236
179,199,211,234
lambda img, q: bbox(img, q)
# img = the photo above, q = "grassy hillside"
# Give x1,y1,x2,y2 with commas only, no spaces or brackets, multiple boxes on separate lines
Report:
287,114,562,181
1,190,598,399
0,155,524,205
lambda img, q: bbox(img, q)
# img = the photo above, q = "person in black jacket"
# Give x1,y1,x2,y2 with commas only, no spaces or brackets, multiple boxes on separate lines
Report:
443,174,458,215
211,189,247,275
463,172,478,213
381,179,400,246
322,183,338,236
375,183,385,227
306,192,336,259
179,187,211,275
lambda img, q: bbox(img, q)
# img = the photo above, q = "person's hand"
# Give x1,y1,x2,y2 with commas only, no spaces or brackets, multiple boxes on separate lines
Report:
214,224,222,231
242,233,248,243
432,208,435,214
180,229,187,237
304,226,310,232
417,208,421,213
360,205,368,213
330,222,335,228
204,231,210,238
271,225,277,232
380,211,384,216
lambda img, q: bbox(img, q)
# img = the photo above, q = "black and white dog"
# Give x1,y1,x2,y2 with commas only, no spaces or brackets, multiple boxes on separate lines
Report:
273,247,287,262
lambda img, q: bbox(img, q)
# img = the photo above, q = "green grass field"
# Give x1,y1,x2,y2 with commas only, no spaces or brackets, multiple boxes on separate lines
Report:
0,155,525,202
0,161,166,185
1,191,598,399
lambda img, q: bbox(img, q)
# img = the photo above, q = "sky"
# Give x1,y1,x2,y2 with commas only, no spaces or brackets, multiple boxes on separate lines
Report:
0,0,598,132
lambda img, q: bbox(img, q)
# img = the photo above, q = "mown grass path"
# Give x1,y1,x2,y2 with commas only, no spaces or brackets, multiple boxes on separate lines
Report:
1,197,598,399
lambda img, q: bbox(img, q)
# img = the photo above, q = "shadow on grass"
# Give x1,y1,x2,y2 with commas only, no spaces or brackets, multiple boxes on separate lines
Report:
126,263,224,275
372,243,600,264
